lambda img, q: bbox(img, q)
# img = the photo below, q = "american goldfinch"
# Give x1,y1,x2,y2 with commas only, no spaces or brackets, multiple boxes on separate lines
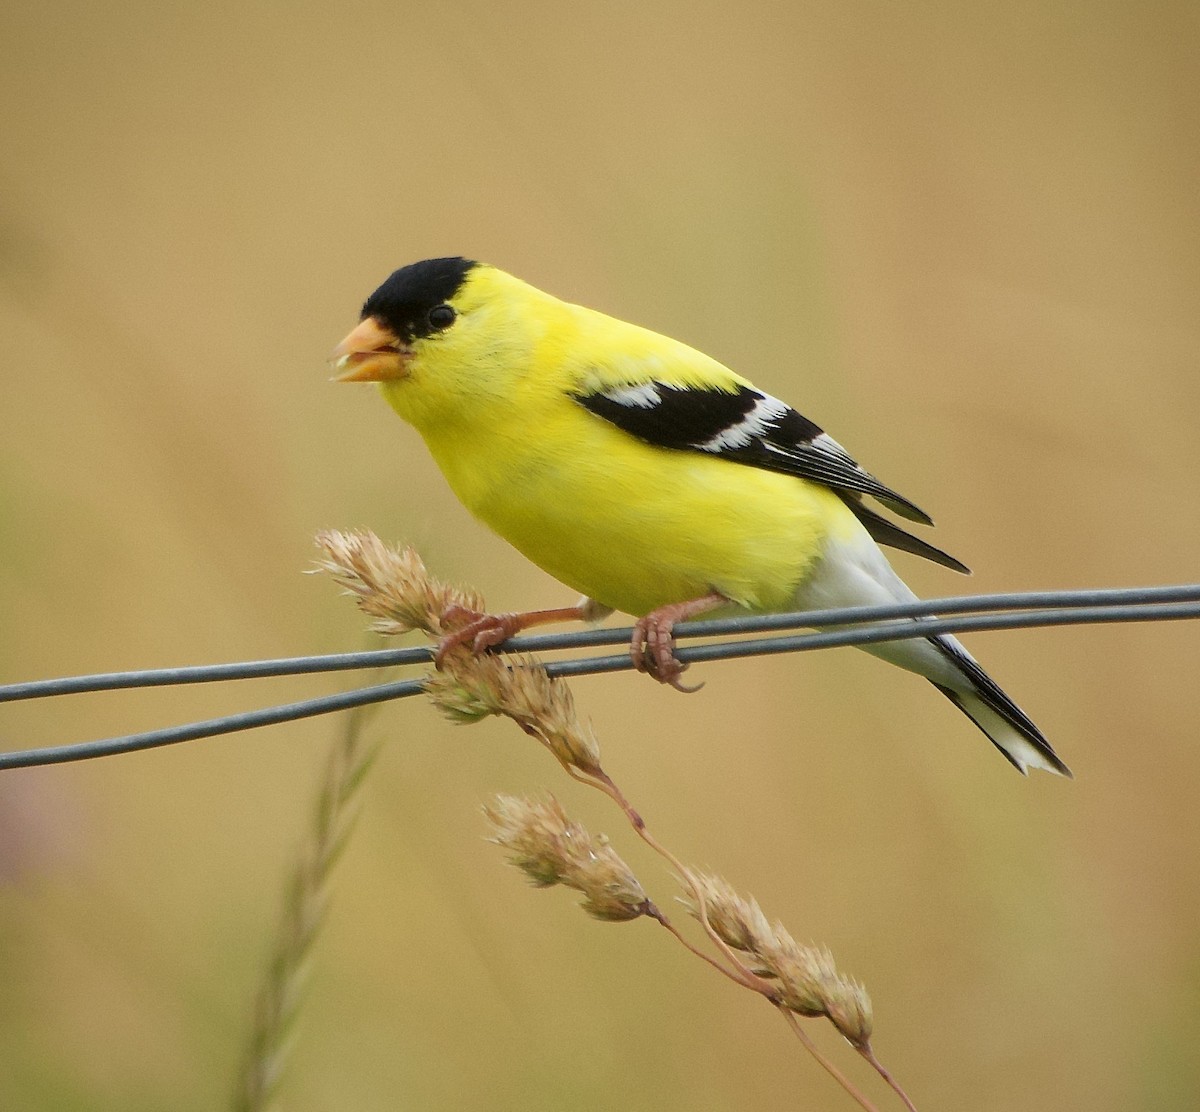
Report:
333,257,1069,777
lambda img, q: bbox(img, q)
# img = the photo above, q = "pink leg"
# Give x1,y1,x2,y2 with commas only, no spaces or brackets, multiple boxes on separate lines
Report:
435,603,592,667
631,592,728,692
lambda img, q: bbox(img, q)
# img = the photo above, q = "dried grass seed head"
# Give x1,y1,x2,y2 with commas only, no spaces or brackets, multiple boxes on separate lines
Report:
682,873,873,1043
313,529,484,636
426,653,602,776
762,926,874,1043
682,872,774,955
823,978,874,1048
484,795,648,922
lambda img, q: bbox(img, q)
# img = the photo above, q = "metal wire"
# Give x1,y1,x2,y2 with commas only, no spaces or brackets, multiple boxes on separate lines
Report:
4,583,1199,703
1,585,1197,771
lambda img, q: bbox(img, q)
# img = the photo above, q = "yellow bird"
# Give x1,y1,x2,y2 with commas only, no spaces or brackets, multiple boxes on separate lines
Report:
333,257,1069,777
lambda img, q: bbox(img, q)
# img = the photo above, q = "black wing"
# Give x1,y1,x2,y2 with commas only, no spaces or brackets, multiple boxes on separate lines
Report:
575,381,930,523
574,379,969,572
844,498,969,574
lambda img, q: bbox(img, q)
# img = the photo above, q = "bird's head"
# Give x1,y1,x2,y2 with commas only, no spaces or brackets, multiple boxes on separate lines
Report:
332,256,561,429
332,256,480,385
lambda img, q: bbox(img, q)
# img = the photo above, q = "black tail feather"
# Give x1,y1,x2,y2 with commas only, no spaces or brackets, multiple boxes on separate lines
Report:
931,635,1072,777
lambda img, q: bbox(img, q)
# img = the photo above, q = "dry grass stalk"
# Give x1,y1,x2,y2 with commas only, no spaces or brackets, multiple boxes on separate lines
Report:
233,701,381,1112
314,530,914,1111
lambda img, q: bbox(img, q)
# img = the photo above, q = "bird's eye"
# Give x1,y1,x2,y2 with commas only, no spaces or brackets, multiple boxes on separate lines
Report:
427,304,456,330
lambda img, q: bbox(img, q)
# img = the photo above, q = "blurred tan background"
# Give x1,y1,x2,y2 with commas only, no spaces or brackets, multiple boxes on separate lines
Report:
2,1,1199,1109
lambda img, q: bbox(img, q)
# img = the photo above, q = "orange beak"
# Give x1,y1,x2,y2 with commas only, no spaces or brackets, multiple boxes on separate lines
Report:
330,318,413,382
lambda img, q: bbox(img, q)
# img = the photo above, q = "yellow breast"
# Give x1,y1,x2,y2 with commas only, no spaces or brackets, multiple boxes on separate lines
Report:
420,402,851,616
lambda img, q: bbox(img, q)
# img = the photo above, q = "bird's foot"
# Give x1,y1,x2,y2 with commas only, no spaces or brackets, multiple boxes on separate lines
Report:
631,613,700,691
630,593,727,693
435,607,525,666
435,603,593,668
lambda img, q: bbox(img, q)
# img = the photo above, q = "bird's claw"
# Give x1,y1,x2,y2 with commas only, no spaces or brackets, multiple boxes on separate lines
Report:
435,608,523,668
631,615,704,693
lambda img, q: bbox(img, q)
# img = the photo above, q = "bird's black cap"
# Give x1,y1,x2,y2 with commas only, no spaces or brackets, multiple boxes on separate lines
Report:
361,257,477,343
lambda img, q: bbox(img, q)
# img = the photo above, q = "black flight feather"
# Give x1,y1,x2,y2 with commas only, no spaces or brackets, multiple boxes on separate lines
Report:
573,380,961,568
575,381,932,523
843,499,970,574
